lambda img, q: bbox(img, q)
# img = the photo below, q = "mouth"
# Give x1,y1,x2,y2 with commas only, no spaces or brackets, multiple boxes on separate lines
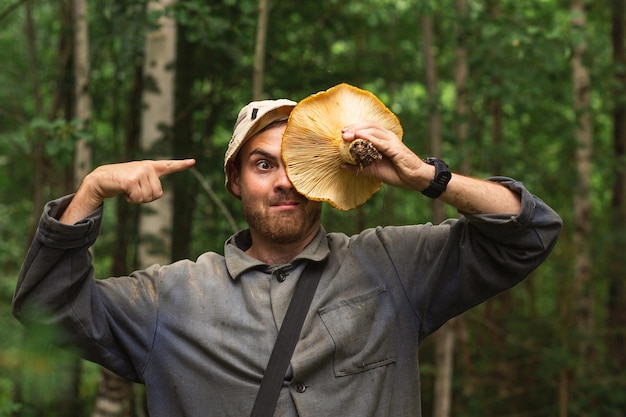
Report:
271,200,300,210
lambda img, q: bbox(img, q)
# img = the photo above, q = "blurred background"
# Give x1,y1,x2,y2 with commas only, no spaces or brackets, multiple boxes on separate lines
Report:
0,0,624,416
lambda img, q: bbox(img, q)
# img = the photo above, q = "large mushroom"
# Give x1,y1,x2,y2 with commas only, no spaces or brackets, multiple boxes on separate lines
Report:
282,83,404,211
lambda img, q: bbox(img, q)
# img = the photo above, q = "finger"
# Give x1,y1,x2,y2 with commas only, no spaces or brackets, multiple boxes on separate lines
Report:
342,121,380,134
152,159,196,177
124,177,148,203
344,127,390,150
147,170,164,201
342,124,391,146
122,170,160,203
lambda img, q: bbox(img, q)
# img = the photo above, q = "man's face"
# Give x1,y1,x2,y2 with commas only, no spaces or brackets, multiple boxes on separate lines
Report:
229,125,322,245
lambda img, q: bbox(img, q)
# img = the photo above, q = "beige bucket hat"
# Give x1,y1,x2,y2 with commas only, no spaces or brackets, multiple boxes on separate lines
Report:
224,98,296,195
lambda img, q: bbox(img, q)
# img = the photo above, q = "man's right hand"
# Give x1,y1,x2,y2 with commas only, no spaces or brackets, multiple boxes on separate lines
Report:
59,159,196,225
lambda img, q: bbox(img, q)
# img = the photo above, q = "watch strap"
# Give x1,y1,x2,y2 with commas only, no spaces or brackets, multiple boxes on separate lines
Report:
421,157,451,199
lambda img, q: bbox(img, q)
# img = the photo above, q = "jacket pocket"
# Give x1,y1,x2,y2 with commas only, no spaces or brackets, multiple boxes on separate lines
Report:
318,285,397,377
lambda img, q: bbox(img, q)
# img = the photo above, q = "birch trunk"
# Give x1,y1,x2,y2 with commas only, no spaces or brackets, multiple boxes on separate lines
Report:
138,0,177,267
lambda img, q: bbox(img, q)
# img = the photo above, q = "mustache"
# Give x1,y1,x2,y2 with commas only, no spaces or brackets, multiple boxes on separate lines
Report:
268,190,308,205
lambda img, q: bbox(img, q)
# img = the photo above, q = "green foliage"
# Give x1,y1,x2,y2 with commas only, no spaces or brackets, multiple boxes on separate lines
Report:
0,0,624,415
0,378,21,417
29,118,93,166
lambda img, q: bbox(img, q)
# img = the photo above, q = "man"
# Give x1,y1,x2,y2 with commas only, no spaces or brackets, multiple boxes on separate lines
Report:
13,98,562,416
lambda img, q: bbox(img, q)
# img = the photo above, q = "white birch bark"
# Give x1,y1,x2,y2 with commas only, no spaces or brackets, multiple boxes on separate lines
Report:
138,0,177,267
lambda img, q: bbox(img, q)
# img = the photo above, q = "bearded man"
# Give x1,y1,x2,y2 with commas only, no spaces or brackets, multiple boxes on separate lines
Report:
13,98,562,417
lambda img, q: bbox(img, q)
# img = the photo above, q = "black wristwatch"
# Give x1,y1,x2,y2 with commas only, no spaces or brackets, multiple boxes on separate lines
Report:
421,157,452,199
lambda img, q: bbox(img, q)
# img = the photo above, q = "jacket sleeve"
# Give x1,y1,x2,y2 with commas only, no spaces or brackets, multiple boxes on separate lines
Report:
12,195,158,382
378,177,563,341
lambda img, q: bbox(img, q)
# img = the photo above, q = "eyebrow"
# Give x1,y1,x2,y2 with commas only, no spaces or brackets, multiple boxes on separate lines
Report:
246,148,280,163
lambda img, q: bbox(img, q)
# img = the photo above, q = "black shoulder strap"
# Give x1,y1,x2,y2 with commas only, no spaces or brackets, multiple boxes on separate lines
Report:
249,259,326,417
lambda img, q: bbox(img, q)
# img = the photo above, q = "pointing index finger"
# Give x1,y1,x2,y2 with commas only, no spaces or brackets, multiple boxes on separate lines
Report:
153,159,196,177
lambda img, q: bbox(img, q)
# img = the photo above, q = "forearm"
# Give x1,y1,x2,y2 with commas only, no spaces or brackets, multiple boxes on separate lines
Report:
436,170,522,215
13,195,102,322
59,181,104,224
398,161,522,215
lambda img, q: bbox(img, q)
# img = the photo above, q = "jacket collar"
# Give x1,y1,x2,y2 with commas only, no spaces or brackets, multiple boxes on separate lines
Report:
224,226,329,280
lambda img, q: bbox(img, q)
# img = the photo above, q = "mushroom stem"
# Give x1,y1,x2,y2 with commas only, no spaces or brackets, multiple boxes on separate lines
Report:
340,139,382,167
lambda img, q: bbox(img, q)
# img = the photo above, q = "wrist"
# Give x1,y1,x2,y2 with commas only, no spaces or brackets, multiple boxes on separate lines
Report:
421,157,452,199
59,177,104,225
414,162,436,191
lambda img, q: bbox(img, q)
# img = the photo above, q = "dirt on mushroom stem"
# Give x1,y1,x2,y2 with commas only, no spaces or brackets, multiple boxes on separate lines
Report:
348,138,382,168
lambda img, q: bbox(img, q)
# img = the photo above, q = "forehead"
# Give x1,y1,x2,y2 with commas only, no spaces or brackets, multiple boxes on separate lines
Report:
239,124,286,158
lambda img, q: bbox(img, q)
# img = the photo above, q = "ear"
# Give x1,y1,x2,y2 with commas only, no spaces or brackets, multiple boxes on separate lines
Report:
226,161,242,199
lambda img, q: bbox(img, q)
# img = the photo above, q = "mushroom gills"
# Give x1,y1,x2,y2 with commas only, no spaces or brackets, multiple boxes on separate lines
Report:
281,83,403,210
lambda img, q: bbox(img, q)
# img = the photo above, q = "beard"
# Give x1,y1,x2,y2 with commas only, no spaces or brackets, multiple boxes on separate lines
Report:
242,192,321,245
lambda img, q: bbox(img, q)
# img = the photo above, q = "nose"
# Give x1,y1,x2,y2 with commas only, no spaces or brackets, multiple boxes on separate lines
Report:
274,164,294,191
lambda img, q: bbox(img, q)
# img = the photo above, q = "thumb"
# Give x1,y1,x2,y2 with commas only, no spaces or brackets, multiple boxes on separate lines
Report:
153,159,196,177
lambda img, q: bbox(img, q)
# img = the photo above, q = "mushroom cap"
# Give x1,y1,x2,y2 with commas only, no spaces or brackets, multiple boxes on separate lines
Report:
282,83,403,211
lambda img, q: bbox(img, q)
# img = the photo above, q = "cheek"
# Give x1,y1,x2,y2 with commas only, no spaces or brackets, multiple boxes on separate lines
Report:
240,180,267,204
242,174,273,196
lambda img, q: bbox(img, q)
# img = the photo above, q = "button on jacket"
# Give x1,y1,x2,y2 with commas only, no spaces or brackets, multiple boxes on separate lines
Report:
13,177,562,417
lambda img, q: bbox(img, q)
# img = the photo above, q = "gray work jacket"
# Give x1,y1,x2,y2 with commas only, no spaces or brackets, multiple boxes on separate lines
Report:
13,178,562,417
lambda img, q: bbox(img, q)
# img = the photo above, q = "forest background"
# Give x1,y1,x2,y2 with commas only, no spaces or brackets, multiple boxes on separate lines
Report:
0,0,625,416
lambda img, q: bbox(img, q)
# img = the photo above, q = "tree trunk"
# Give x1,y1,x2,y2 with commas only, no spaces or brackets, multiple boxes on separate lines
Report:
138,0,177,267
86,2,142,416
172,22,198,262
112,54,144,277
25,0,45,244
91,368,135,417
75,0,137,415
485,0,504,176
422,12,453,417
72,4,93,416
100,29,145,417
608,0,626,371
422,15,444,224
18,2,83,416
571,0,594,368
559,3,594,417
92,2,178,416
73,0,91,183
455,0,470,175
253,0,270,100
451,0,472,408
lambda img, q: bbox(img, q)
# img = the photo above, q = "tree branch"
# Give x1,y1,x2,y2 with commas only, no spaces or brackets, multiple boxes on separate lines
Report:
189,167,240,234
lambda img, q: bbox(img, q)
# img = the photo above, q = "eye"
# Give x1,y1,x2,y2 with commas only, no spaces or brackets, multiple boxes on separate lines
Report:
257,160,272,170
